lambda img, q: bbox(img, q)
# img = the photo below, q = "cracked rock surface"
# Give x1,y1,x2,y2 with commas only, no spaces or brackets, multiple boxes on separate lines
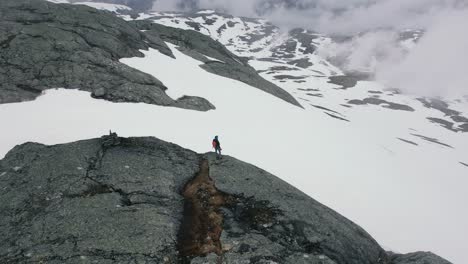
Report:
0,0,213,111
0,134,452,263
0,134,199,263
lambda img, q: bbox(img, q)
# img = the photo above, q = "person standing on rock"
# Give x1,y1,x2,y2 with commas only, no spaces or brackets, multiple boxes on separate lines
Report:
212,136,222,159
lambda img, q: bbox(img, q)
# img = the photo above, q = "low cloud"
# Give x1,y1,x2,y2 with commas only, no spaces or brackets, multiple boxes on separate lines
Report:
317,30,406,73
377,10,468,97
152,0,181,11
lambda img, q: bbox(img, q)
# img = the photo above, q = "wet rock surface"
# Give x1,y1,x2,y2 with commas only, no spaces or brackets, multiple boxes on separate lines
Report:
178,159,227,261
0,134,452,263
0,0,214,111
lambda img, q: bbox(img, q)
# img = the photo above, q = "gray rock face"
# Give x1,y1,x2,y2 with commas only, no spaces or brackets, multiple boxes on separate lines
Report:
328,74,367,89
288,28,319,55
175,95,216,111
288,58,313,68
132,21,302,108
348,98,415,112
0,134,451,263
0,0,214,111
417,98,468,132
207,155,386,264
389,251,452,264
0,134,200,263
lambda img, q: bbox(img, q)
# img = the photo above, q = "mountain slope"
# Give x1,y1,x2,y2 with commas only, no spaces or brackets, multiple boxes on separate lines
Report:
0,1,467,263
1,40,465,263
131,20,301,107
0,0,178,107
1,0,299,110
136,9,468,133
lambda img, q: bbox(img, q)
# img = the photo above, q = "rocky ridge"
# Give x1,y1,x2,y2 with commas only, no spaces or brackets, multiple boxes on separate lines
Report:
1,0,301,110
0,134,452,264
0,0,215,111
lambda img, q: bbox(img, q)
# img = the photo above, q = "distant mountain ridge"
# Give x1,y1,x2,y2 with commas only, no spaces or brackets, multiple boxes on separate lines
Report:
132,8,468,133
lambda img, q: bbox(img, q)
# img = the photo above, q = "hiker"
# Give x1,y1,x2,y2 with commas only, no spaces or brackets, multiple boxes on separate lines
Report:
212,136,222,159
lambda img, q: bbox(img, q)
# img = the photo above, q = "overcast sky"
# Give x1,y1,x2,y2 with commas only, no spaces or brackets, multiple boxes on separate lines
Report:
152,0,468,97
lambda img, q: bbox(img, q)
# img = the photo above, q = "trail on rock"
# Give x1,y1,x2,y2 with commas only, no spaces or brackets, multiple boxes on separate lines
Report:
177,159,231,262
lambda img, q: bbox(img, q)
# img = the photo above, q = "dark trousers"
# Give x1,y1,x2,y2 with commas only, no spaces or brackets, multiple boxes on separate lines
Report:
215,148,222,158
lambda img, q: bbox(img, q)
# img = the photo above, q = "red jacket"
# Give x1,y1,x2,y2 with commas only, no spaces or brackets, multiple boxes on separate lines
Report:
212,139,221,149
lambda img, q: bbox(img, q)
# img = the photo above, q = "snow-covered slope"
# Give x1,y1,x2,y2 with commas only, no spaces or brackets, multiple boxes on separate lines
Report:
122,41,468,264
2,4,468,264
126,10,468,132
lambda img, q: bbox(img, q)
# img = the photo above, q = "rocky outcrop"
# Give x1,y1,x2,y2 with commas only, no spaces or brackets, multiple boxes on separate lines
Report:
328,73,369,90
131,21,302,108
417,98,468,132
348,98,415,112
0,0,213,111
0,134,452,263
0,134,197,263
